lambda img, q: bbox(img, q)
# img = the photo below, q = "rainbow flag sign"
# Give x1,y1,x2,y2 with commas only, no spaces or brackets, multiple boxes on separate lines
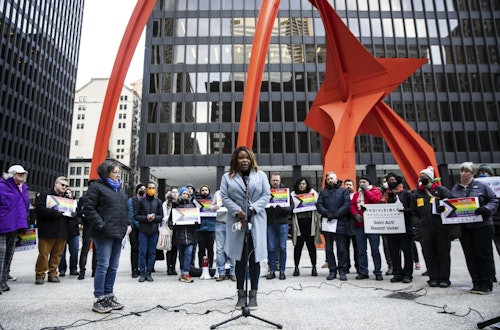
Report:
266,188,290,208
15,228,37,252
194,199,216,217
439,197,482,224
172,207,200,225
292,193,317,213
46,195,77,215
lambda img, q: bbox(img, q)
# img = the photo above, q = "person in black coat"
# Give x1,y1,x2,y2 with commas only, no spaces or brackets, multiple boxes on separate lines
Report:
34,176,71,284
134,181,163,282
84,160,131,313
381,173,415,283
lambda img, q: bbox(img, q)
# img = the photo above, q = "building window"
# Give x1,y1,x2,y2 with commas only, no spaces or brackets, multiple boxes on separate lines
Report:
79,96,87,102
78,105,86,111
120,95,128,101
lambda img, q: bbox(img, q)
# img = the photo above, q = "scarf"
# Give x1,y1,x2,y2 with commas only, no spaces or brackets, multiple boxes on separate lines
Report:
105,177,121,192
380,184,403,203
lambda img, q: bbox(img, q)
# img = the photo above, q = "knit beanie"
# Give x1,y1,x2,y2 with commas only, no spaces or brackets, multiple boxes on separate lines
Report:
178,186,189,196
419,166,434,180
477,164,493,176
135,183,145,194
360,174,373,185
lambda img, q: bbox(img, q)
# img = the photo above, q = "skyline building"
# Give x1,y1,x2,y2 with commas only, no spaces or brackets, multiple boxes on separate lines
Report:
138,0,499,191
69,78,142,198
0,0,84,193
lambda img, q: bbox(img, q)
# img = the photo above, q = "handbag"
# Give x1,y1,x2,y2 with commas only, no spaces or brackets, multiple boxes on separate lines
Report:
156,222,172,251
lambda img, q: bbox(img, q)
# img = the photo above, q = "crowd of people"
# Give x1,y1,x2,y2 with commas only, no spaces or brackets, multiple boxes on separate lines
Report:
0,157,498,313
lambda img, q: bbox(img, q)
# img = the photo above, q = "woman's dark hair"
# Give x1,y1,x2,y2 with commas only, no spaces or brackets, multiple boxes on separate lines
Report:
294,176,311,192
97,160,120,179
229,146,258,177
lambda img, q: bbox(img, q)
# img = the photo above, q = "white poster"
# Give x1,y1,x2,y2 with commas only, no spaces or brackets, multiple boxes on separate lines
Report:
363,203,405,234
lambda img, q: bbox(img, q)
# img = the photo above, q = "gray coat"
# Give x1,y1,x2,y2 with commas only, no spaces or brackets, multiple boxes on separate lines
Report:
221,170,270,262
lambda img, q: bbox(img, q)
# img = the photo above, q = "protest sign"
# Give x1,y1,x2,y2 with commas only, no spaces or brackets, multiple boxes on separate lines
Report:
439,197,483,224
292,192,317,213
172,207,200,225
363,203,405,234
266,188,290,208
194,199,216,217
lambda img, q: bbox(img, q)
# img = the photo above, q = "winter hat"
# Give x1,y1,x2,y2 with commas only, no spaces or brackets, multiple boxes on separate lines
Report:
419,166,434,180
460,162,475,173
135,183,145,194
8,165,28,174
385,172,402,185
178,186,189,196
359,175,373,185
477,164,493,176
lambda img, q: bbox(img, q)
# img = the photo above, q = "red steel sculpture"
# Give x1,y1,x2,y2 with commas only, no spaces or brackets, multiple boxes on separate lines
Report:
91,0,439,189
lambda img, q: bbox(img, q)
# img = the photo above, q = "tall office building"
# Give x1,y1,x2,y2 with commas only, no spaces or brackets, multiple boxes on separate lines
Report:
139,0,499,190
69,78,142,198
0,0,84,193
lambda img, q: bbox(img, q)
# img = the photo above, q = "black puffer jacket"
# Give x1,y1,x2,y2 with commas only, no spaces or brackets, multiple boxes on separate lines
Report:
84,180,130,240
34,190,69,239
134,195,163,235
170,199,199,246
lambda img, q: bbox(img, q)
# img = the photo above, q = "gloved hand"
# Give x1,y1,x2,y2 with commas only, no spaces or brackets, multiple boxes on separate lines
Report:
360,206,367,212
326,212,337,220
360,185,368,191
475,207,491,216
354,214,363,223
436,205,445,213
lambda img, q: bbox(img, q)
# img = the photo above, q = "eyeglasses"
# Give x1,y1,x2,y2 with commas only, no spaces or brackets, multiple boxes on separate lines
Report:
111,171,121,174
58,182,69,188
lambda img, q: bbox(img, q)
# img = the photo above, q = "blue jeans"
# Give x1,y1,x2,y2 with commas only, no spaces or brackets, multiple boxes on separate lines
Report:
178,244,194,275
92,237,123,298
215,221,234,276
323,232,348,275
354,227,381,276
267,224,288,272
138,232,158,273
59,235,79,274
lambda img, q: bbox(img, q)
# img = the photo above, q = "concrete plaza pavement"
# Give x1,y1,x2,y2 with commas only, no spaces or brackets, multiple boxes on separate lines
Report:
1,239,499,330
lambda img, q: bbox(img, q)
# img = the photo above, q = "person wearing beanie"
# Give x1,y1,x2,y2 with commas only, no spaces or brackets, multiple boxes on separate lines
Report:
381,173,414,283
170,186,199,283
162,187,179,275
127,183,146,278
477,164,494,177
350,175,383,280
412,166,455,288
195,184,216,269
451,162,499,294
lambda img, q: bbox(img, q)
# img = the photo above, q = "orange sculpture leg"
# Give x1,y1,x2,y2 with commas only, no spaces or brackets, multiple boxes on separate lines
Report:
237,0,281,148
304,0,439,189
89,0,156,179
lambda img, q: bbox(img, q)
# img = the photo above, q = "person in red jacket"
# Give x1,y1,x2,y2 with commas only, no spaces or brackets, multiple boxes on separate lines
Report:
350,175,383,280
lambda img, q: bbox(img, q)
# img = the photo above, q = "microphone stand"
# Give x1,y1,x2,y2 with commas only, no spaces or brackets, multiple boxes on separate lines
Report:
477,315,500,329
210,177,282,329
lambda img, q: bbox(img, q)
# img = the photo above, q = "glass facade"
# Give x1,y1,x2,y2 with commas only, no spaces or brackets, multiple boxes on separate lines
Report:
139,0,500,187
0,0,84,192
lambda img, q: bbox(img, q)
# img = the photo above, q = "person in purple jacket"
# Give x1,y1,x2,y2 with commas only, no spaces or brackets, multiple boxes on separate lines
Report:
0,165,30,293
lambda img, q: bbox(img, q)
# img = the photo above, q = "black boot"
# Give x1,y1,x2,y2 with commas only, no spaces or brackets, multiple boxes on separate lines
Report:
167,266,173,275
311,266,317,276
293,266,300,276
248,290,257,309
235,289,247,310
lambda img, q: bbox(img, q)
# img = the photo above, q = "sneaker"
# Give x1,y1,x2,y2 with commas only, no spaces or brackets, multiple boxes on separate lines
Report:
7,274,17,281
180,274,193,283
48,276,60,283
35,277,44,285
93,298,112,313
385,267,393,276
321,262,329,269
402,277,413,284
0,283,10,291
414,263,421,270
390,276,403,283
230,275,236,282
327,272,336,280
356,274,369,280
106,295,124,310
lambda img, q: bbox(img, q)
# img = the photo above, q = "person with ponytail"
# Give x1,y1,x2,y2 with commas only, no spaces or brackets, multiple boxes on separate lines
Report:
410,166,453,288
